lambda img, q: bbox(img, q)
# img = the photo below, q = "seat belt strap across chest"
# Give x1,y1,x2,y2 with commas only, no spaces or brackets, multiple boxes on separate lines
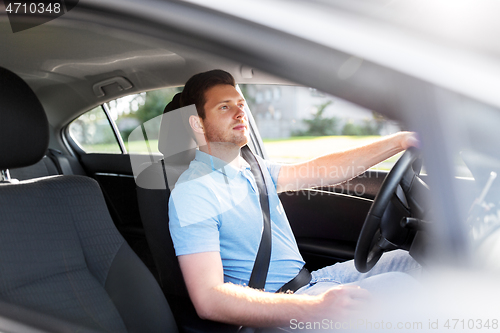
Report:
241,145,272,290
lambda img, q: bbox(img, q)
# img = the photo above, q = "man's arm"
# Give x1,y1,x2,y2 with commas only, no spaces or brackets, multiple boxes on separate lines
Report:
276,132,418,192
179,252,370,327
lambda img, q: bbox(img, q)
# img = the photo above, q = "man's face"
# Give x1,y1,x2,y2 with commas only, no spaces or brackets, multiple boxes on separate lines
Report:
201,84,249,147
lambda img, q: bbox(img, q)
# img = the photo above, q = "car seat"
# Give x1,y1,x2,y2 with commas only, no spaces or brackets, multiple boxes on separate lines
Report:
0,66,178,333
136,94,240,333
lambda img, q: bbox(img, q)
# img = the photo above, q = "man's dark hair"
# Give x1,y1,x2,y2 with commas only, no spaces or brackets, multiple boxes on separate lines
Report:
180,69,235,119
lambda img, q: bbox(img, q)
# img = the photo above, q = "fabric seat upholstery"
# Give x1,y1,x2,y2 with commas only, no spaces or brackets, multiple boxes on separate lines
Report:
9,150,87,180
0,67,178,333
9,155,59,180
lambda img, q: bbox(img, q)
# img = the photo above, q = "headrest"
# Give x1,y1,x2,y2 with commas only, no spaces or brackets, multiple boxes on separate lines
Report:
163,92,182,114
0,67,49,170
158,92,197,158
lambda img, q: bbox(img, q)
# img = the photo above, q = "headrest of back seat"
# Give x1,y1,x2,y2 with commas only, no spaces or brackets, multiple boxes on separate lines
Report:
0,67,49,170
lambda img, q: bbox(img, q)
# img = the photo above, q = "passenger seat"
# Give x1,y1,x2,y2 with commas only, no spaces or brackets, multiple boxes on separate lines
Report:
0,66,178,333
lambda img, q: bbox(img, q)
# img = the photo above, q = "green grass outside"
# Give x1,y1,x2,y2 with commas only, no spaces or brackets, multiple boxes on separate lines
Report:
81,140,161,154
126,140,161,154
80,143,121,154
82,136,400,171
262,136,380,143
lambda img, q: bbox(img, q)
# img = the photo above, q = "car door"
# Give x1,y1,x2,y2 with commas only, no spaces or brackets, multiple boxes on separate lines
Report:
278,173,383,271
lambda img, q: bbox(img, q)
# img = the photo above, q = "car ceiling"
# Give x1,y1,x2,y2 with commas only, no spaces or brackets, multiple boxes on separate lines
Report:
0,12,290,128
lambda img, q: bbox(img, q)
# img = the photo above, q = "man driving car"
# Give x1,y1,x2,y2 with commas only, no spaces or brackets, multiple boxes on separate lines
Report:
168,70,420,327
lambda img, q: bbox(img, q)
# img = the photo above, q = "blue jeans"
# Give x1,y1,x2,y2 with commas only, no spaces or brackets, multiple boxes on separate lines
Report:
295,250,421,296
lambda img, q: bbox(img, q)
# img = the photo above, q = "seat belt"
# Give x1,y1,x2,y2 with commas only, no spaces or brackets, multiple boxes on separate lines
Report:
238,145,272,333
242,146,311,294
47,148,74,175
241,145,272,290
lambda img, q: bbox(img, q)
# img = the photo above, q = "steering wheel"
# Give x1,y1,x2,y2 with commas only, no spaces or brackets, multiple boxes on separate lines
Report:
354,147,423,273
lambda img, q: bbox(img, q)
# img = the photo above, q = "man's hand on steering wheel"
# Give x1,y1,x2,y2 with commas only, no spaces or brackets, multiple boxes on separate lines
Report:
400,131,420,150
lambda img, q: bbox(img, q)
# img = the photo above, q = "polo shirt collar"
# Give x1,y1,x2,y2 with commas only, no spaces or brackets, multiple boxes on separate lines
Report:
195,150,250,179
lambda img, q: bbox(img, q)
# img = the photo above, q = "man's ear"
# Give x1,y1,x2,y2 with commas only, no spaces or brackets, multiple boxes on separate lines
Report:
189,115,204,134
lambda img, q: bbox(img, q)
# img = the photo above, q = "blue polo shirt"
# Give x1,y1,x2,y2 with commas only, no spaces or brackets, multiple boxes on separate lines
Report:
169,150,305,292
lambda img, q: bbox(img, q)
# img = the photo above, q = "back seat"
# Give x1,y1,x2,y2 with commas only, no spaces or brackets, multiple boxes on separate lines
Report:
9,149,86,180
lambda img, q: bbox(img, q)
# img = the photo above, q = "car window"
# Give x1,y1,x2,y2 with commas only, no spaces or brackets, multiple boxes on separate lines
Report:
105,87,182,153
69,87,182,154
240,84,402,171
69,84,471,179
68,106,122,154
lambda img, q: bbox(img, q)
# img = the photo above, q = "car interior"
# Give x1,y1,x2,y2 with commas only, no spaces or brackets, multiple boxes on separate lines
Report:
4,0,500,332
1,17,383,331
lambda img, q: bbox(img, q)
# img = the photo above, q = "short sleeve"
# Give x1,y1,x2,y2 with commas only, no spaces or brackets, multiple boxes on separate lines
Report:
168,179,221,256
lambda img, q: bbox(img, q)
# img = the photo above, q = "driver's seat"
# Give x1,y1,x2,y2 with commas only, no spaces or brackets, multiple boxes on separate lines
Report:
136,94,239,333
0,67,178,332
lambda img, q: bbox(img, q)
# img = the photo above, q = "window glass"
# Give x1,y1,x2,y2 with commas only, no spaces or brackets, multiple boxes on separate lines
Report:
240,84,402,171
105,87,182,154
69,106,121,153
